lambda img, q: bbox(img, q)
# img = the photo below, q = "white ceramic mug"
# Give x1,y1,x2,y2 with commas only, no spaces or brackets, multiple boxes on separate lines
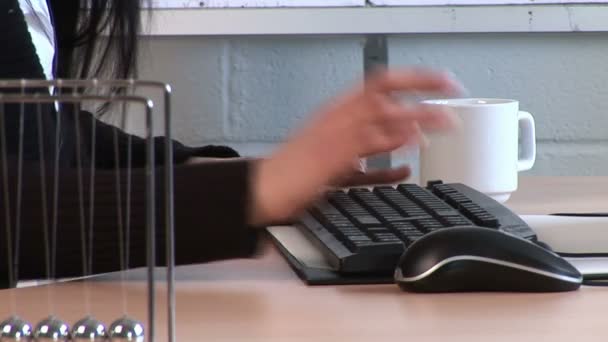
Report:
419,98,536,203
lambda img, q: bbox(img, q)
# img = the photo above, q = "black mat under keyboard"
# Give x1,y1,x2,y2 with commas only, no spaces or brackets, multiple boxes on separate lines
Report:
297,181,536,274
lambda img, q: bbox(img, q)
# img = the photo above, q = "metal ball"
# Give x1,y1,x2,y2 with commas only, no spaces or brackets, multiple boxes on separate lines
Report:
108,316,144,342
0,316,32,341
33,316,70,342
71,316,107,342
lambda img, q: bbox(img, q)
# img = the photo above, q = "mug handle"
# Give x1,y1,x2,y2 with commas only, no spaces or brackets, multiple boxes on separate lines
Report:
518,111,536,171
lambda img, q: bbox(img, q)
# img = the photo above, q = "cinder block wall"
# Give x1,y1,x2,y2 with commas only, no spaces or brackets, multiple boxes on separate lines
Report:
136,32,608,176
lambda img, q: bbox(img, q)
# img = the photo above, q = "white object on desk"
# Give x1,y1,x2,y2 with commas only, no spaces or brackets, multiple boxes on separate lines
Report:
565,257,608,279
420,99,536,203
520,215,608,255
522,214,608,279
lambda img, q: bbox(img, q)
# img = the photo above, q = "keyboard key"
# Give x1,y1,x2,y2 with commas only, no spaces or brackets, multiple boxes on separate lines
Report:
429,183,459,198
397,184,451,211
455,202,500,227
366,231,402,243
350,189,404,220
412,218,445,232
349,235,372,242
367,227,392,234
442,215,472,227
383,215,411,222
389,221,417,230
331,220,355,229
475,215,500,228
329,195,382,227
355,215,382,226
346,240,405,254
336,228,365,235
311,202,350,225
449,193,472,204
402,234,425,246
374,187,430,218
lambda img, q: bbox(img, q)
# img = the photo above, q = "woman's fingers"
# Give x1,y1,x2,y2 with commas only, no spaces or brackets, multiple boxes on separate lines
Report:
399,122,430,149
359,100,452,155
371,95,460,128
414,104,462,131
368,68,464,95
336,165,412,187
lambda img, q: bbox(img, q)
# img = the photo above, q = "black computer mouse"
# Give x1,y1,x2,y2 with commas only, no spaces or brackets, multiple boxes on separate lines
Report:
394,227,582,292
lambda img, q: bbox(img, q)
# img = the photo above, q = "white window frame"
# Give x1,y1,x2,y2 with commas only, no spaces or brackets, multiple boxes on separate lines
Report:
371,0,608,5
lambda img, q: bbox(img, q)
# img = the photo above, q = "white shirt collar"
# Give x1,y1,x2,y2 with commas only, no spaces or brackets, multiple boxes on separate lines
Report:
17,0,56,80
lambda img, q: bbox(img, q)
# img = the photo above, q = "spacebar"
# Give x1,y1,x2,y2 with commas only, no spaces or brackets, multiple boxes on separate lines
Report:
348,240,405,254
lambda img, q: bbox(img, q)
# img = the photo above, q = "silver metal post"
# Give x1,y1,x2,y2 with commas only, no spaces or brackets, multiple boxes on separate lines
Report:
363,35,392,169
145,100,156,342
164,85,176,342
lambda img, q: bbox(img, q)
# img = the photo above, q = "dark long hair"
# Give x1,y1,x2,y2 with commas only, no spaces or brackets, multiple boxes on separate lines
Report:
47,0,143,80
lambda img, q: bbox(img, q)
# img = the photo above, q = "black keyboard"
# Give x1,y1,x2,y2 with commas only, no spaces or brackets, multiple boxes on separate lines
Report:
296,181,536,274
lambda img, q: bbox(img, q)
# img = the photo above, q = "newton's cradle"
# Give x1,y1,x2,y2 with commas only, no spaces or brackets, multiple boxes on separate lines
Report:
0,79,176,341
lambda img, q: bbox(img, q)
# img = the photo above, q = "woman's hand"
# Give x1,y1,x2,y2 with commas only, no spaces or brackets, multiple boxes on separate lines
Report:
249,68,463,226
334,165,412,188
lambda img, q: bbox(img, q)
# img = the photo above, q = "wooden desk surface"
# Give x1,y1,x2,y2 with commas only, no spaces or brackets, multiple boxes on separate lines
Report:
1,176,607,341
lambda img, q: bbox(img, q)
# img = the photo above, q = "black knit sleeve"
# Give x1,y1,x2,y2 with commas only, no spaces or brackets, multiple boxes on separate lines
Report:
75,111,240,170
169,161,260,265
0,159,260,288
